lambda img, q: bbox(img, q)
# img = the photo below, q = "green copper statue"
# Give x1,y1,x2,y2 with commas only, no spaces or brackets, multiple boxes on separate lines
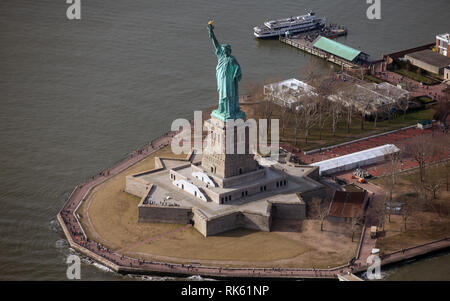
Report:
207,21,246,121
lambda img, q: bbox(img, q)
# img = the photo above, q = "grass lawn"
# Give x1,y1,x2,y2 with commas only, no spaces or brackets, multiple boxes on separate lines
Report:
78,145,357,268
372,165,450,254
415,96,434,104
376,213,450,254
365,75,384,84
392,68,441,85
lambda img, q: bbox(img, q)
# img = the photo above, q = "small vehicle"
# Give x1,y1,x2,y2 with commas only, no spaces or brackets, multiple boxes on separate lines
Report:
353,168,369,183
335,178,347,185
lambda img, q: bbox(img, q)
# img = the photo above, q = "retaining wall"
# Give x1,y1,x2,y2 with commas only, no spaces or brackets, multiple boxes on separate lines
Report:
138,205,193,224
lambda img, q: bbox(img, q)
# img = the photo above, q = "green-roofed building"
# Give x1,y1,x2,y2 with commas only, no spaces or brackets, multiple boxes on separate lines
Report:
313,36,369,63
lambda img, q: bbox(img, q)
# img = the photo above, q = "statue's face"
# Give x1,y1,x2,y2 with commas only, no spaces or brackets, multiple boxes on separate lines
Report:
222,45,231,56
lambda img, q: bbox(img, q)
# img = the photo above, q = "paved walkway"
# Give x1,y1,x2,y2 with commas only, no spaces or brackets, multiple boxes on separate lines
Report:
294,124,449,182
376,71,448,101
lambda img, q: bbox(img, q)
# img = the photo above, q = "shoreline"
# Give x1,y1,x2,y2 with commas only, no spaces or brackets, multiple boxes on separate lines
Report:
57,128,450,279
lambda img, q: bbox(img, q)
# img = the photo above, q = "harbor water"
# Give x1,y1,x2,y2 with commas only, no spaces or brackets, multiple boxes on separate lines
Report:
0,0,449,280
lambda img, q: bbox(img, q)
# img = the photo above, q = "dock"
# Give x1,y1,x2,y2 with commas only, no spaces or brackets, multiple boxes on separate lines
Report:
280,35,360,70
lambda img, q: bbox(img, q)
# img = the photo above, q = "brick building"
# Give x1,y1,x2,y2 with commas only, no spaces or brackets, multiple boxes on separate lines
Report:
436,33,450,57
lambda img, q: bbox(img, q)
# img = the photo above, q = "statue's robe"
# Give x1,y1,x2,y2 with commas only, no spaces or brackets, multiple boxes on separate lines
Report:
215,47,241,114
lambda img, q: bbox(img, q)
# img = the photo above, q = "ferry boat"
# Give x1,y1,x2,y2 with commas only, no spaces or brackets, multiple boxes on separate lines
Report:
253,11,326,39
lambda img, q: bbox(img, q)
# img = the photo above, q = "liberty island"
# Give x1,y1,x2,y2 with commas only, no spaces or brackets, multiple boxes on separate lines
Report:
55,23,339,278
54,20,450,280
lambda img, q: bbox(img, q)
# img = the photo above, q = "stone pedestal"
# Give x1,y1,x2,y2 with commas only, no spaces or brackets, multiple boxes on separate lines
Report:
201,116,258,184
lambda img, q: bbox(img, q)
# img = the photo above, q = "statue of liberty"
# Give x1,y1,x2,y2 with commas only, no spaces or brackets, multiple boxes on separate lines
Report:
207,21,246,121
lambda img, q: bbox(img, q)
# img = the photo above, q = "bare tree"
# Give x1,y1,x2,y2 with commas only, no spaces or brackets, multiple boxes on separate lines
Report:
278,87,291,137
316,97,330,140
292,106,302,147
401,202,412,232
330,100,342,137
243,81,264,103
397,97,410,120
313,73,339,140
344,103,353,134
423,170,442,200
369,103,379,129
299,97,319,145
367,195,386,231
339,83,358,134
309,196,331,231
300,58,324,83
402,135,439,183
350,206,363,242
433,101,449,128
383,145,401,222
383,99,397,123
262,91,275,121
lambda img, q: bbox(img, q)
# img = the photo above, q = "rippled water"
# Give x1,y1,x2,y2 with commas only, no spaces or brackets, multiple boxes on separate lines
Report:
1,0,449,280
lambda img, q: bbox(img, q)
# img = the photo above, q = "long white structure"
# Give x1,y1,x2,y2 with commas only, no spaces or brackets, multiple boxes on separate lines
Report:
311,144,400,176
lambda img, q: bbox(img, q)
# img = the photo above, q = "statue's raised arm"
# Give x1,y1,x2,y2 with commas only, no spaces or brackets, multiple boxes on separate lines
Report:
207,21,221,54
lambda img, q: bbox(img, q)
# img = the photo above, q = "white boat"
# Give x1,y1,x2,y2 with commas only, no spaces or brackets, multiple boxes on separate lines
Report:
253,11,326,39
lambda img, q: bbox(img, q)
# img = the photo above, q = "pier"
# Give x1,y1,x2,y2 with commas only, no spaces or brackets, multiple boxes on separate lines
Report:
280,35,361,70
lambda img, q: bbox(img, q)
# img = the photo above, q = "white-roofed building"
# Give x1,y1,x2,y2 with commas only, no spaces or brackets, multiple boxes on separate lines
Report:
311,144,400,176
264,78,317,109
328,82,410,117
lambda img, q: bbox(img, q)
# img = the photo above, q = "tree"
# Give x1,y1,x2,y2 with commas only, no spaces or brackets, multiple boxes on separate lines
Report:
314,77,335,140
397,97,410,120
339,83,358,134
292,106,302,147
300,58,324,84
423,171,442,200
402,135,439,183
383,145,401,222
259,81,278,138
422,164,448,216
330,100,342,137
383,99,397,123
299,97,319,145
316,97,330,140
300,59,336,141
396,82,414,120
344,103,353,134
401,202,412,232
366,195,386,231
350,206,363,242
433,101,449,127
277,86,291,137
369,102,379,129
309,196,331,231
262,89,275,121
243,81,264,103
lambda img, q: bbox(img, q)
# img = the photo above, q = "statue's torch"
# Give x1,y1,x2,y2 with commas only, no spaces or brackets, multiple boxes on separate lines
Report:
207,20,214,30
